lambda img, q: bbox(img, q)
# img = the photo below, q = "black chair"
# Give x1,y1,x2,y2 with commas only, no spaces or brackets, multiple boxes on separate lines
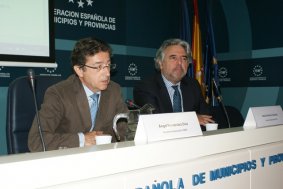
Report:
210,105,244,129
6,75,62,154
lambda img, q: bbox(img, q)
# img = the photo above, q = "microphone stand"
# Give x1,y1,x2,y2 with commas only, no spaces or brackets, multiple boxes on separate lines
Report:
212,79,231,128
27,69,46,151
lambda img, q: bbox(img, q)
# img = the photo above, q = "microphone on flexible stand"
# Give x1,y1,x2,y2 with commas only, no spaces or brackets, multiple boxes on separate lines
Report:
212,78,231,128
27,69,46,151
125,99,155,114
125,99,141,109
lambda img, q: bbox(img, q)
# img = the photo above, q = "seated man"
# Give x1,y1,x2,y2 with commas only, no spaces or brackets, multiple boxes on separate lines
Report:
133,38,214,128
28,37,128,152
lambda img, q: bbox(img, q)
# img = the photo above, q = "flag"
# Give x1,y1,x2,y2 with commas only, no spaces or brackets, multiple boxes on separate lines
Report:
204,0,218,106
192,0,205,95
179,0,194,77
180,0,191,44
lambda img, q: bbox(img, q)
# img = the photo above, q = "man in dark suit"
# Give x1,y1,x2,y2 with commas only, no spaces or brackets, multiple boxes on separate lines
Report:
28,37,128,152
134,38,214,127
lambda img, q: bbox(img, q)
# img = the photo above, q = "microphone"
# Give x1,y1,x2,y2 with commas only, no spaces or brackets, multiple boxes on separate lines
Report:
125,99,155,114
125,99,141,109
27,69,46,151
212,78,231,128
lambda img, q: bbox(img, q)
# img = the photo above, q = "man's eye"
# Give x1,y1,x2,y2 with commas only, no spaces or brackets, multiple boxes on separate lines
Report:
170,56,177,61
182,57,188,61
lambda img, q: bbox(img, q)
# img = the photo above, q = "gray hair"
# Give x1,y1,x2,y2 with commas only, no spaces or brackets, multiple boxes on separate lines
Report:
154,38,192,70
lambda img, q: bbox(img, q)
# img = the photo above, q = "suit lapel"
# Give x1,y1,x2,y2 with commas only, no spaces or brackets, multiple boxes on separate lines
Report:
72,76,92,132
156,74,173,112
181,79,191,112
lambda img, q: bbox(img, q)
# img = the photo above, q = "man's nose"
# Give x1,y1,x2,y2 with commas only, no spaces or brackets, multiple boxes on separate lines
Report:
176,57,184,64
103,67,110,76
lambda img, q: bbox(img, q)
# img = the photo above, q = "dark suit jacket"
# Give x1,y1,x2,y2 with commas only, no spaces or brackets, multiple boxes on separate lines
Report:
28,74,128,152
133,73,210,115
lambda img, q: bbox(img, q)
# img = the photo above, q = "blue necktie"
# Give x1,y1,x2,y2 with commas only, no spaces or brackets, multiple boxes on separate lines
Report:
90,93,99,131
172,85,182,112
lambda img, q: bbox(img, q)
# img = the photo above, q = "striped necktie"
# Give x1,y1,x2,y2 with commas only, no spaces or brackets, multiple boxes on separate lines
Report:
172,85,182,112
90,93,99,131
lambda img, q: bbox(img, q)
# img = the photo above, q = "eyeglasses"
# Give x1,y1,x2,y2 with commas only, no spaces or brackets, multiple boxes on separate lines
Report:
168,56,192,64
82,63,116,71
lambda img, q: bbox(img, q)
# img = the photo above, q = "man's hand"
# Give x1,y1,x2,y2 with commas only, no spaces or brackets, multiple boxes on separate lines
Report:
197,114,214,126
84,131,103,146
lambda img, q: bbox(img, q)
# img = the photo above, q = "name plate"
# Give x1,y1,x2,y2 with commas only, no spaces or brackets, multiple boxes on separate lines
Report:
243,105,283,129
134,112,203,144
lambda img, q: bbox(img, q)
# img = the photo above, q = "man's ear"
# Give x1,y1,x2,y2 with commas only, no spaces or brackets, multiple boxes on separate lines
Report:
158,61,163,69
73,65,83,77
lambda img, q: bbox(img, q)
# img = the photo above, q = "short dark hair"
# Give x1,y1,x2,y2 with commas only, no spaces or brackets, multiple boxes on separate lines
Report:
71,37,112,68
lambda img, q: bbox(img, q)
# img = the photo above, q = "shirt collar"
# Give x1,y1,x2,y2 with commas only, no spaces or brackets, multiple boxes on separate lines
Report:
82,84,101,98
161,74,181,89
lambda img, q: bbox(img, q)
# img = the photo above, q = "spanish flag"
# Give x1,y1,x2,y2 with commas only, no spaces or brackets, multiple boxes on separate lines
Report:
192,0,205,95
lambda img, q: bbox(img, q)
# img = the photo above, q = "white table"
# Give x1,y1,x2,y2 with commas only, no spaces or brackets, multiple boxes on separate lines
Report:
0,126,283,189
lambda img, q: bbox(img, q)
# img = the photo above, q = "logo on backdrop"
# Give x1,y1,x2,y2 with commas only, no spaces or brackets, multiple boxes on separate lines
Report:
0,66,10,78
39,68,62,77
218,67,230,82
249,64,266,81
125,62,140,81
128,62,138,76
54,0,117,30
252,65,263,76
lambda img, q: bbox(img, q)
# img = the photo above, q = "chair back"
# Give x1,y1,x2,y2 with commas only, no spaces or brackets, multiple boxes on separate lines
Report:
6,75,62,154
211,105,244,129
